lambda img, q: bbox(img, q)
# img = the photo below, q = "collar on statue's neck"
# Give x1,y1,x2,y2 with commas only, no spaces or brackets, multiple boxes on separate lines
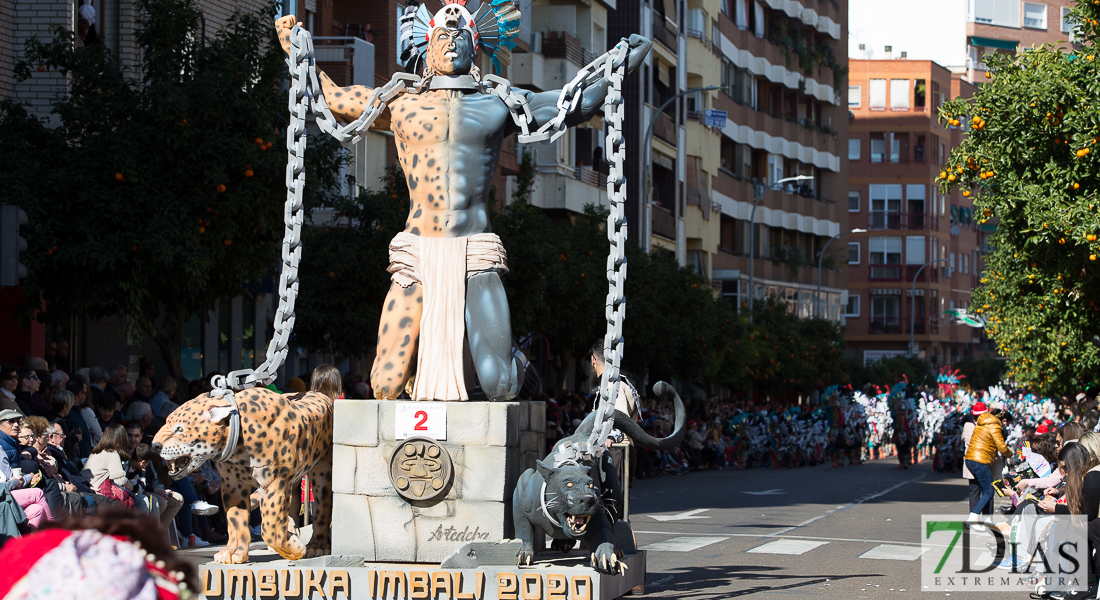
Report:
429,74,478,90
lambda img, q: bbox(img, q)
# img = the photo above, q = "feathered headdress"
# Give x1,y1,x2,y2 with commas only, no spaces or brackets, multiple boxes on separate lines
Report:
400,0,520,75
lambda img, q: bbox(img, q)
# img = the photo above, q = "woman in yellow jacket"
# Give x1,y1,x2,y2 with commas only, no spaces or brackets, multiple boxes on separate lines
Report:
963,411,1012,527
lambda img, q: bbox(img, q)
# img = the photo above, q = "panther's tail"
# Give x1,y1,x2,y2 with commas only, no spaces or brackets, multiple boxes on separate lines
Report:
612,381,686,451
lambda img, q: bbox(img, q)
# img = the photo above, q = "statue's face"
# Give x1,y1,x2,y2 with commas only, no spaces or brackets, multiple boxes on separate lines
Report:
426,28,474,75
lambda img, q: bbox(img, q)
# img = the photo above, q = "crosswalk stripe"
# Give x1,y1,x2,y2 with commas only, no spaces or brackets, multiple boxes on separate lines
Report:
746,539,829,555
639,536,729,552
859,544,929,561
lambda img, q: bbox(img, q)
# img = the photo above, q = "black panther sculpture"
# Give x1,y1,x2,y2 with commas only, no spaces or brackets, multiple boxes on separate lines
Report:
513,381,686,573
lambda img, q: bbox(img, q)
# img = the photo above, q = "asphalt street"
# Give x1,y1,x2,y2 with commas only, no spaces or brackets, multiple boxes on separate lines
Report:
628,457,1012,599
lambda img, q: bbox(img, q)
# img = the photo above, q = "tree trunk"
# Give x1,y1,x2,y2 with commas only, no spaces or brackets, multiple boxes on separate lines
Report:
149,307,186,391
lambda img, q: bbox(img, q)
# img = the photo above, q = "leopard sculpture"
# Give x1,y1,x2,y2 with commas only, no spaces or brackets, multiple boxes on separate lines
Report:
152,387,333,564
513,381,685,573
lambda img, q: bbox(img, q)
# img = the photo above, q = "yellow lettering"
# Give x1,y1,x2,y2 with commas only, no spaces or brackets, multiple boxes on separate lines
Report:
570,576,592,600
304,570,327,598
367,570,376,598
380,571,408,600
475,572,485,600
431,572,453,599
228,569,256,598
257,569,278,597
329,570,351,599
410,571,431,599
498,573,518,600
521,574,542,600
280,569,301,597
547,575,567,600
454,572,475,600
202,569,222,597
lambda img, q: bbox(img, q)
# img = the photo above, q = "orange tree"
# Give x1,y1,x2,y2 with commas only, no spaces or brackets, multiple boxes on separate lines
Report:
1,0,342,380
938,0,1100,395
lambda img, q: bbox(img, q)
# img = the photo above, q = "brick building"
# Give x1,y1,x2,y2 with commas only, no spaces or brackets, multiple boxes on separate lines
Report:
966,0,1077,81
845,59,987,366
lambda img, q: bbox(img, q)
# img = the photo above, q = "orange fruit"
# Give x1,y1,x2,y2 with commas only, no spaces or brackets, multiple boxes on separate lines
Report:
216,184,226,193
1092,255,1098,261
254,137,263,144
1074,183,1081,189
224,239,232,246
114,173,124,181
37,66,45,72
963,191,971,197
948,174,956,181
244,169,254,178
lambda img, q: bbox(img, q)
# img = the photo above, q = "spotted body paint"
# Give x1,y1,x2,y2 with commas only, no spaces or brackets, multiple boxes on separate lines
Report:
152,389,333,564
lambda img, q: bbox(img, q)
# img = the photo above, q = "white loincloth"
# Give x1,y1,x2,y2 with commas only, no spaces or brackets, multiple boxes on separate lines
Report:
387,231,508,400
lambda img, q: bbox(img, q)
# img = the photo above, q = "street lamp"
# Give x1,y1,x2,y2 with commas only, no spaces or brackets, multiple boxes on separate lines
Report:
640,85,724,253
747,175,814,321
909,258,949,357
815,227,866,319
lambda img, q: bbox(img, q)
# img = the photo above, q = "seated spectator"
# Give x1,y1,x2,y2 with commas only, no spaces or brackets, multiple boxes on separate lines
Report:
124,403,155,445
20,416,83,518
310,364,344,400
116,381,135,406
64,379,95,457
107,365,127,403
0,410,55,528
14,367,48,417
85,424,134,508
49,370,68,390
87,367,109,407
0,365,17,413
130,443,184,534
95,395,120,432
133,376,154,404
45,389,78,458
149,376,179,426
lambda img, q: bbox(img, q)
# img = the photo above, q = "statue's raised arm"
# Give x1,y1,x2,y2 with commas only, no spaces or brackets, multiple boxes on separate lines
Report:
514,34,651,134
275,15,385,126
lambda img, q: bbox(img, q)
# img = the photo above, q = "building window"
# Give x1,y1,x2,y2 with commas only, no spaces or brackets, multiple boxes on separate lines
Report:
845,294,860,317
890,79,909,110
869,79,886,110
870,236,903,279
848,190,860,212
905,235,926,265
914,79,926,109
849,138,861,161
1062,7,1074,32
870,133,886,163
871,296,900,330
848,85,861,107
970,0,1019,27
848,242,861,264
1024,3,1047,29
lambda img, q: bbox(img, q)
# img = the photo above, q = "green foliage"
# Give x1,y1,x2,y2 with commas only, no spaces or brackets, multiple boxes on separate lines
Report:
938,0,1100,395
1,0,342,378
293,166,406,358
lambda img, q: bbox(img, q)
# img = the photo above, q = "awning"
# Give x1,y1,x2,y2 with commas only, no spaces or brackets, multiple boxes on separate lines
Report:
969,36,1018,51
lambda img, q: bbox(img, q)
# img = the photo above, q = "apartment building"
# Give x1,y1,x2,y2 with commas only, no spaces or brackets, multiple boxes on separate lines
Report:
966,0,1076,81
845,59,988,366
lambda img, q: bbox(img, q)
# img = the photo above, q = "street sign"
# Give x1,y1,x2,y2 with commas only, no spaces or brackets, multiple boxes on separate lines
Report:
704,109,727,127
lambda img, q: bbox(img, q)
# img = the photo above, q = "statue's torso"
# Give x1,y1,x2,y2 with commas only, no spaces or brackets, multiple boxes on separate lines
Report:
391,90,511,238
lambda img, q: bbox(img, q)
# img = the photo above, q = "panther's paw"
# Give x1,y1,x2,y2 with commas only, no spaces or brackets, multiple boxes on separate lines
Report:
517,549,535,566
590,543,622,575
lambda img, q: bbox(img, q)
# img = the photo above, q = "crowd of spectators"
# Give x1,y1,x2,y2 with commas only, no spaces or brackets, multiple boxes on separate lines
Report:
0,349,222,549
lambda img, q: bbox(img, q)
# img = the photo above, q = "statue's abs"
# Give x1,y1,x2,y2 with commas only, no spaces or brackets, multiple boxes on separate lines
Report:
392,89,511,238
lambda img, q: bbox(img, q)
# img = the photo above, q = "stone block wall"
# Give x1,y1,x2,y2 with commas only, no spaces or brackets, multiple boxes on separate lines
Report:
331,400,546,564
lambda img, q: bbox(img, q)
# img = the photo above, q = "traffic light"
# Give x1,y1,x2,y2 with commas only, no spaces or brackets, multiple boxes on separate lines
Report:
0,205,28,287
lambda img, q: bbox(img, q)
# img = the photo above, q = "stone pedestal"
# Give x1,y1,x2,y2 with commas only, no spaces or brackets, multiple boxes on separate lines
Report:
331,400,546,563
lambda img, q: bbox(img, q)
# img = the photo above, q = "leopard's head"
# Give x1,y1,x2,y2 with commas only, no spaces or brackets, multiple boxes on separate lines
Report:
536,459,602,538
151,394,237,479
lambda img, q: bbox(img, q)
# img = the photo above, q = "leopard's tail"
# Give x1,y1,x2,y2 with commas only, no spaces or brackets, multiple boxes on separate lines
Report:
612,381,686,451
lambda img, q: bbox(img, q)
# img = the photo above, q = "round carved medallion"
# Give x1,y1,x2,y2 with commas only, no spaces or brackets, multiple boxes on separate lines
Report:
389,436,453,501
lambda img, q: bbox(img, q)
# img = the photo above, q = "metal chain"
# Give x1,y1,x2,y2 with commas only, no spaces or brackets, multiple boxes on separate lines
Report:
215,25,414,395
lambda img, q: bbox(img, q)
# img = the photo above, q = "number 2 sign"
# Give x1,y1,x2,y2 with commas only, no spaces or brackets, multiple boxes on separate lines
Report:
395,403,447,440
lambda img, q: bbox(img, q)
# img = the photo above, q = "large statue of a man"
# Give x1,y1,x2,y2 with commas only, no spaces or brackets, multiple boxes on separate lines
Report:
275,5,649,402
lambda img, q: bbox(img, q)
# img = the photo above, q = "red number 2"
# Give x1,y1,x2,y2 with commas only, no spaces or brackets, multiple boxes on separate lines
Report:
414,410,428,431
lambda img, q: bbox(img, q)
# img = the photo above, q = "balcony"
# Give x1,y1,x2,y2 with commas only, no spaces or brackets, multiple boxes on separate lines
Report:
653,111,677,145
869,316,901,334
868,212,939,230
542,31,596,67
907,317,942,335
652,204,676,239
313,37,375,87
868,264,942,282
530,164,607,213
652,10,679,52
572,165,607,188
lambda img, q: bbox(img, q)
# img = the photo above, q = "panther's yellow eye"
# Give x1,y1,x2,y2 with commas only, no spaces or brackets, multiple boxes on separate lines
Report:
566,482,573,487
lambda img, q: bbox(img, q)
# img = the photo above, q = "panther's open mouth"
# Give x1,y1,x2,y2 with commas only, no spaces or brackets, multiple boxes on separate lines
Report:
565,514,591,534
167,455,193,478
